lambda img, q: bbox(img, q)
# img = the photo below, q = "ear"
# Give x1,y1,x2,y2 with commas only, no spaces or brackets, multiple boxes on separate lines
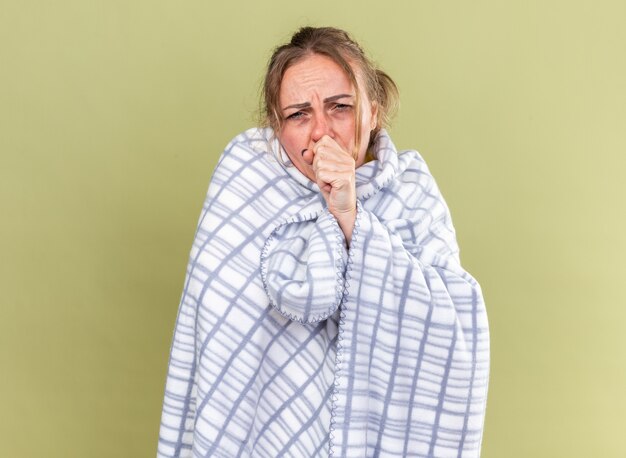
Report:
369,101,379,130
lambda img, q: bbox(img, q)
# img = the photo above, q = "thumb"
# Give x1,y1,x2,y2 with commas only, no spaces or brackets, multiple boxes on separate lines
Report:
302,148,314,165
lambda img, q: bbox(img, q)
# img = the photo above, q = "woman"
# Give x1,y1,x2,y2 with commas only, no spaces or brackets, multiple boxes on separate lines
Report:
157,27,489,457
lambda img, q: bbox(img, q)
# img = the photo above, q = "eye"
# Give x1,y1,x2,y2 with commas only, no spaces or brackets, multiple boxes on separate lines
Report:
286,111,305,120
332,103,352,112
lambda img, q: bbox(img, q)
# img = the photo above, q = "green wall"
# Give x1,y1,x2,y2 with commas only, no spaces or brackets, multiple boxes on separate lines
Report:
1,1,624,456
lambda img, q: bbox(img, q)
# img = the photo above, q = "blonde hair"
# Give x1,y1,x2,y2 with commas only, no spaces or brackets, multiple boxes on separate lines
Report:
261,26,399,156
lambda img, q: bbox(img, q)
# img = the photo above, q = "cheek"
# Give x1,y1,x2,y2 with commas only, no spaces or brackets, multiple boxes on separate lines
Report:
279,128,305,158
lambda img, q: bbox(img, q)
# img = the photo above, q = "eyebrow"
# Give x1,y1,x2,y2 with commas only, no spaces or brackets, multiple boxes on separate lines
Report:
282,93,354,111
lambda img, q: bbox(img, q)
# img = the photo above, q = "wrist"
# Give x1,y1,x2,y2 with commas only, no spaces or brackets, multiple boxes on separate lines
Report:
332,207,357,247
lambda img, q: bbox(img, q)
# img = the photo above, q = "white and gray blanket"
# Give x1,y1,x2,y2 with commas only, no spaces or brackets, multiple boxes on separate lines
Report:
157,128,489,457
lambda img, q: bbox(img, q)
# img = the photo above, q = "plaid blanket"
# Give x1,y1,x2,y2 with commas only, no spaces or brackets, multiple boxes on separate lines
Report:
157,128,489,457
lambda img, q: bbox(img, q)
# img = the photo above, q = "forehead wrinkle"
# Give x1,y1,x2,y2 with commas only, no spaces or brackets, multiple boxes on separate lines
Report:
278,54,357,110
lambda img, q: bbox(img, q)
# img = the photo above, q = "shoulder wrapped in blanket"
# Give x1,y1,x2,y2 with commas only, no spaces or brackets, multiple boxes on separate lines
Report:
157,128,489,458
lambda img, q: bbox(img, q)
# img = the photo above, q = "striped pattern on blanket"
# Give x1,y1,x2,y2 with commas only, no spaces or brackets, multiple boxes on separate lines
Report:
157,128,489,457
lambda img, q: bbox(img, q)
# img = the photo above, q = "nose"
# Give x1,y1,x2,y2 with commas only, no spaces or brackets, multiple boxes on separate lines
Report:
310,112,333,142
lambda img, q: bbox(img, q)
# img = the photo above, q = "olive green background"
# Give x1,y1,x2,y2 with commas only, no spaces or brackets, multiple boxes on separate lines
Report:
1,1,624,457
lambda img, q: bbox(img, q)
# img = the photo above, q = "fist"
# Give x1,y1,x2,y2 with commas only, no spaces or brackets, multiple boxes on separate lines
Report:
308,136,357,246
